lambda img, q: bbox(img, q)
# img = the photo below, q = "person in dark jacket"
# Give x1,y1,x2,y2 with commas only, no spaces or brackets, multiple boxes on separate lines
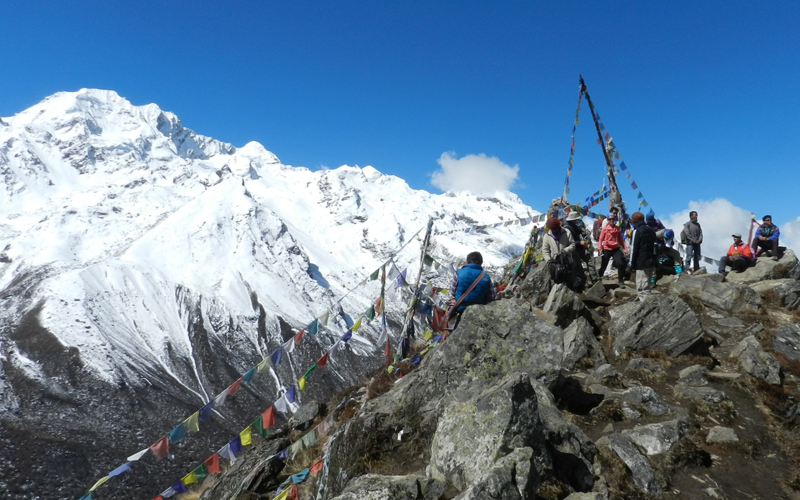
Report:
448,252,495,321
682,211,703,273
629,212,657,300
751,215,781,261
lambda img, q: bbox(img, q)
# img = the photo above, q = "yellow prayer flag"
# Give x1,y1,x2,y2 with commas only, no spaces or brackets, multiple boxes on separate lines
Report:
184,412,200,433
89,476,110,492
239,426,252,446
256,358,269,373
274,486,291,500
181,471,197,486
387,365,394,374
298,376,306,393
423,329,433,341
351,317,362,332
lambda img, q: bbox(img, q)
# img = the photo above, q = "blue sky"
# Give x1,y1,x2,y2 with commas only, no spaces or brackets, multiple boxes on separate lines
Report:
2,1,800,256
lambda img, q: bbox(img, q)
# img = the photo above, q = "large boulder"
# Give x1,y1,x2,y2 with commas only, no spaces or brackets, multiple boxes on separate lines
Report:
730,335,782,385
596,433,661,494
428,374,549,495
608,296,704,358
562,317,606,370
670,274,762,314
772,324,800,364
451,447,536,500
331,474,445,500
542,283,591,328
621,418,688,455
749,279,800,310
726,249,799,284
198,436,289,500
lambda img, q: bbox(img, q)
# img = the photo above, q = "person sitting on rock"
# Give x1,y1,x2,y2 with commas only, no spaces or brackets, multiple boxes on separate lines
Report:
597,212,628,288
751,215,781,261
447,252,495,327
542,217,575,262
628,212,658,300
719,233,753,274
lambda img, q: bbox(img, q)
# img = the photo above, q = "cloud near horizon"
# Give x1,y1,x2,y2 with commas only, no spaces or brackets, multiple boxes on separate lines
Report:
430,152,519,194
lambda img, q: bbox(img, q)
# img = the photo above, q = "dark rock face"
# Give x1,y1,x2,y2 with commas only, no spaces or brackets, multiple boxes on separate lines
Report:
562,317,606,371
330,474,444,500
730,335,782,385
198,437,289,500
773,323,800,364
670,274,762,314
608,296,704,358
597,433,661,494
749,279,800,310
542,284,591,328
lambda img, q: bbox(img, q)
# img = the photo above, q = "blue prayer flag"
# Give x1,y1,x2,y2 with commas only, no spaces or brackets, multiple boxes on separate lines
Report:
277,448,289,459
199,401,214,421
291,468,311,484
269,347,282,365
286,386,296,403
242,367,256,384
229,436,243,455
341,330,352,342
108,462,131,477
619,161,627,170
168,423,185,444
172,482,188,493
307,319,319,336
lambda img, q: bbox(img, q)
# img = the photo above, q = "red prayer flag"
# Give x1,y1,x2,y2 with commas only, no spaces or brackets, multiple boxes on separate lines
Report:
309,459,324,476
153,497,164,500
228,377,243,395
294,329,304,345
384,336,392,363
149,436,169,459
287,484,299,500
204,453,220,474
262,406,275,429
317,352,329,369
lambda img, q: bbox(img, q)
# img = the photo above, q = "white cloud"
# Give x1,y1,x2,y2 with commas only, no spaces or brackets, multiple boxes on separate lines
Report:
662,198,798,270
430,152,519,194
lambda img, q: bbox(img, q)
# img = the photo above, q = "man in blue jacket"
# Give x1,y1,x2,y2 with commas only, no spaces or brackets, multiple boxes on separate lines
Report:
448,252,495,325
752,215,781,261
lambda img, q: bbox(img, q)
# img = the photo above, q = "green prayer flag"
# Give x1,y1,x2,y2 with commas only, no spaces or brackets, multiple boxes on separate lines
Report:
364,305,375,320
304,364,317,379
193,463,208,479
423,254,434,267
369,269,379,281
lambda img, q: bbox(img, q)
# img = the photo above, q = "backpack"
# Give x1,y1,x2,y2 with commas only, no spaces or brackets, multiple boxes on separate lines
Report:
680,229,688,245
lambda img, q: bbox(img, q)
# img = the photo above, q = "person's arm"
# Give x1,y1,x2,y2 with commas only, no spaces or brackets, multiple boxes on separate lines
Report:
769,227,780,241
542,236,553,262
563,230,576,253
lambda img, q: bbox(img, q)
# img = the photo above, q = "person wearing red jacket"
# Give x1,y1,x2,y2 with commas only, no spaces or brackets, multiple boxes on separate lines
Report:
718,233,753,274
597,212,628,288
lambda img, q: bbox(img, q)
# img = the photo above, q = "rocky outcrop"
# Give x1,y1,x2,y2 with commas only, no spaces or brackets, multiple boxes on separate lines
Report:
670,274,762,314
608,296,704,357
562,317,606,370
772,323,800,364
621,418,688,455
542,283,591,328
749,279,800,310
331,474,444,500
730,335,782,385
451,447,535,500
726,250,799,284
597,433,661,493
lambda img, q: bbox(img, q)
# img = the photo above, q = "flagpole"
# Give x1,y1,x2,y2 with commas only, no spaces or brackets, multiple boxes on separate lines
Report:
398,218,433,359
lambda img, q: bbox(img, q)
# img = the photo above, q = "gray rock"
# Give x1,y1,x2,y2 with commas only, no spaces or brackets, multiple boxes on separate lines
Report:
608,296,704,358
585,363,623,387
543,283,590,328
621,419,688,455
584,280,607,300
617,386,672,416
706,426,739,444
198,437,289,500
772,323,800,364
428,373,548,495
673,384,728,404
730,335,781,385
564,494,608,500
596,433,661,493
716,316,745,328
670,274,762,314
531,382,597,492
678,365,709,386
562,317,606,370
288,400,322,431
331,474,445,500
749,279,800,310
625,358,664,376
451,447,535,500
726,249,799,284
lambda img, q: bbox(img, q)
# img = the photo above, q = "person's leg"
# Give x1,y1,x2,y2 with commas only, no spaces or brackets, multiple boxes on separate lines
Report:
718,256,729,274
752,239,764,257
636,267,654,299
771,238,780,259
684,244,694,270
600,250,612,276
692,244,701,271
731,256,748,272
613,249,627,284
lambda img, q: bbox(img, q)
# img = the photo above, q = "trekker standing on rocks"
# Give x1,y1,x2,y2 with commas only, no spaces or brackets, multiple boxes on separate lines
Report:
752,215,781,261
682,211,703,273
597,212,628,288
719,233,753,274
628,212,657,300
542,218,575,262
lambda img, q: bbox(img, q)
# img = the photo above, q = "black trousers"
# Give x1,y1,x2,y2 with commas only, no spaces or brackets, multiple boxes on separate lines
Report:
600,248,627,281
752,238,779,257
718,255,749,273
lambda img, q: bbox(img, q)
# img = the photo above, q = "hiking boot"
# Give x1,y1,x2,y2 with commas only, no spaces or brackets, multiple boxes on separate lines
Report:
617,282,626,289
771,255,779,261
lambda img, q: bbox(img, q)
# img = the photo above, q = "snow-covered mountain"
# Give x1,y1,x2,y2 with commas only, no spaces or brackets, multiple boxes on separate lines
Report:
0,89,538,499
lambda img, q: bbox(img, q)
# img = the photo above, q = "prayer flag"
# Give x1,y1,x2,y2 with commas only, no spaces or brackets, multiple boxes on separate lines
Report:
218,444,235,464
193,463,208,479
229,436,244,455
289,439,304,457
181,471,197,486
171,482,187,494
318,310,330,325
304,364,317,378
341,329,352,342
631,181,638,189
642,200,649,207
79,494,92,500
424,329,433,341
423,254,434,267
364,305,375,320
127,448,148,462
214,388,228,407
160,488,176,498
242,367,256,384
411,355,421,365
369,268,380,280
205,453,220,473
184,412,200,433
620,161,627,170
109,462,131,477
309,459,324,476
291,468,311,484
307,319,319,336
387,264,400,282
286,386,296,403
316,416,333,437
227,377,243,396
317,352,329,369
150,436,169,459
294,329,304,345
284,335,295,354
397,268,407,287
262,406,275,428
637,192,643,199
89,477,110,492
270,347,282,366
277,448,289,459
240,426,252,446
199,401,214,421
257,358,269,373
168,423,185,444
298,377,306,393
351,317,362,331
274,394,289,413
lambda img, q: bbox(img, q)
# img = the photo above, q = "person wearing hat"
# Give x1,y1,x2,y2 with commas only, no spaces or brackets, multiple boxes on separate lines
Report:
565,211,591,259
628,212,657,300
542,217,575,263
597,212,628,287
719,233,753,274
